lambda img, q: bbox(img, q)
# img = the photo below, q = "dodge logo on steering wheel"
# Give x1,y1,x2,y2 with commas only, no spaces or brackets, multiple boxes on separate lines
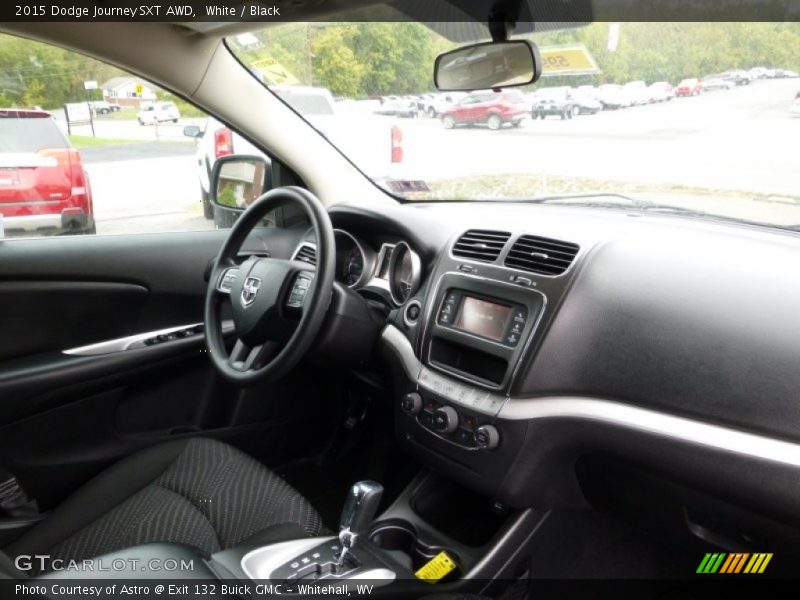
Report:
241,277,262,307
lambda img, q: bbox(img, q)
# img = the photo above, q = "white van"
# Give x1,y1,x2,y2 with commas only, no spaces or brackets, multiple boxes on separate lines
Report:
137,101,180,125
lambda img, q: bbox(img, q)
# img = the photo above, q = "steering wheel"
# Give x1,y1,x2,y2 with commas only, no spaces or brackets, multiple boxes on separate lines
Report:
204,187,335,384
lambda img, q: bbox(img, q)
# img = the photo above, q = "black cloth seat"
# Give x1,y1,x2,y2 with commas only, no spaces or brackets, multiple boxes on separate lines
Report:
6,438,324,574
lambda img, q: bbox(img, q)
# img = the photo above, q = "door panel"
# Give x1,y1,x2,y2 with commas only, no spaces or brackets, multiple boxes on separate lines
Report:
0,228,337,513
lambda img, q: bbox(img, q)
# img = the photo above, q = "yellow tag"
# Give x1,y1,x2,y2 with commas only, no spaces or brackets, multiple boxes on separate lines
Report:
414,551,457,583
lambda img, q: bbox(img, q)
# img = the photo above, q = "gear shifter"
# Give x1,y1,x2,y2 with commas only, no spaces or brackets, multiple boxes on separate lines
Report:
335,480,383,568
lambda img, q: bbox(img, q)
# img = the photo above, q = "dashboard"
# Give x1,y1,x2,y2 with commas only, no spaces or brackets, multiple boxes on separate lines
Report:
288,200,800,551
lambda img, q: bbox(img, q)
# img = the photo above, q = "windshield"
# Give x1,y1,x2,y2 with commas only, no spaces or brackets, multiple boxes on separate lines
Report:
228,22,800,231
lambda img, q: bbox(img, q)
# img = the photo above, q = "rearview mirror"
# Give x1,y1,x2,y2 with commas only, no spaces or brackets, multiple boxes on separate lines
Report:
210,155,271,211
434,40,541,91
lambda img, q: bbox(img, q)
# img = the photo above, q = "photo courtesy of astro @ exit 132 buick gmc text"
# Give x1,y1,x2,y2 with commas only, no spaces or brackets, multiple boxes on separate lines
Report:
1,0,800,599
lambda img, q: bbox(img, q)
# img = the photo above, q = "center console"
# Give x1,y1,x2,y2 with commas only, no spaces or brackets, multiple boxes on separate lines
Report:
383,229,582,507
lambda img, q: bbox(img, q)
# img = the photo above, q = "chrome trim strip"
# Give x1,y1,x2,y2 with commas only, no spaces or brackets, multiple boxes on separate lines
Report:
388,241,421,306
498,397,800,468
291,241,317,264
241,536,395,583
62,321,233,356
381,325,506,418
241,537,333,580
384,324,800,468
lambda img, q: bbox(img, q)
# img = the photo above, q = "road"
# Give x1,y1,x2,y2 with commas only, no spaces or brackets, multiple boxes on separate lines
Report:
74,78,800,235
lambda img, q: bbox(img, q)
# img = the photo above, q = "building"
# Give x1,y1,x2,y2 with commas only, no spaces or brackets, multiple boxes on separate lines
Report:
100,77,158,107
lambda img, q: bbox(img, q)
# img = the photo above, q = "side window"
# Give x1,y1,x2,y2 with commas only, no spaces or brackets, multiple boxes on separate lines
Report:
0,34,258,240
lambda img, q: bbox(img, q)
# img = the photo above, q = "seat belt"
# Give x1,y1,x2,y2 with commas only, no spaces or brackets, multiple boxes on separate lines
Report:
0,469,38,519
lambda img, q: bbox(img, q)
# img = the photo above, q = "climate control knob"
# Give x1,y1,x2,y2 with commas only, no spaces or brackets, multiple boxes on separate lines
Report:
400,392,422,415
474,425,500,450
432,406,458,434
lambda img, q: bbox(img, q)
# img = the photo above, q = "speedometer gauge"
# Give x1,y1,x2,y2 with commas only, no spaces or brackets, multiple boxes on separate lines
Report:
343,247,364,286
333,230,374,289
388,241,421,305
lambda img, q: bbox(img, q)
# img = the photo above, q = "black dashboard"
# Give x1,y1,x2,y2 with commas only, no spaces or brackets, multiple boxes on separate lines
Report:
293,200,800,548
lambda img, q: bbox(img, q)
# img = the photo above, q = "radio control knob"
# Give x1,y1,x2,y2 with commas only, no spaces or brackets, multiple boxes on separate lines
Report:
400,392,422,415
432,406,458,434
474,425,500,450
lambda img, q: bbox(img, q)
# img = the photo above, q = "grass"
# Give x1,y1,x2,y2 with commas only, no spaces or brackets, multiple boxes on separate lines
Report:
68,135,138,149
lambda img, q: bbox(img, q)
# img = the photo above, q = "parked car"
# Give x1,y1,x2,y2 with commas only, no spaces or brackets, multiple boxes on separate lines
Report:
748,66,770,79
422,92,467,117
441,90,529,129
721,70,753,85
570,88,603,114
775,69,800,78
647,81,674,102
374,99,417,118
701,76,735,91
137,101,180,124
791,91,800,116
675,78,702,96
595,84,631,109
623,81,651,105
0,108,94,235
89,100,121,115
186,85,403,221
530,87,579,119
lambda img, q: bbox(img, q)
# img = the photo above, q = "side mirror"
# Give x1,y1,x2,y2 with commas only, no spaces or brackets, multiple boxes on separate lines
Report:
182,124,203,138
434,40,541,91
210,155,272,212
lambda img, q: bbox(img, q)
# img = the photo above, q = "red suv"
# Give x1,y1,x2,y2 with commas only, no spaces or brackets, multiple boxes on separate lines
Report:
441,90,529,130
0,109,94,236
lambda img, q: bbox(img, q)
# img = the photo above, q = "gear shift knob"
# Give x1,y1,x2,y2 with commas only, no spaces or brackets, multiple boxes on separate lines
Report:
335,481,382,568
340,480,383,536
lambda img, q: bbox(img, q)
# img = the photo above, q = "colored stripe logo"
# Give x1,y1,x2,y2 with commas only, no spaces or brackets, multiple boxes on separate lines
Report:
697,552,773,574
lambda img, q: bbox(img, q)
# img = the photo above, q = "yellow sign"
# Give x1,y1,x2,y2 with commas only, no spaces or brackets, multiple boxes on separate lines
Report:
135,82,144,96
251,58,300,85
540,45,599,76
414,551,457,583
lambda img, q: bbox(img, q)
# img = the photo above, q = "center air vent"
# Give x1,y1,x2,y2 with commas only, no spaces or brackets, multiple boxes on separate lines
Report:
505,235,579,276
452,230,511,263
294,244,317,266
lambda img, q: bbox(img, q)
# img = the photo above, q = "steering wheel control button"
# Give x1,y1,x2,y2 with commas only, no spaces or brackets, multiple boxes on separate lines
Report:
217,267,239,294
474,425,500,450
401,392,422,415
287,274,313,308
432,406,458,434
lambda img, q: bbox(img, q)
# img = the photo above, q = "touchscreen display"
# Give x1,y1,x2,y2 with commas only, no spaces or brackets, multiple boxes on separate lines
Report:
453,296,512,342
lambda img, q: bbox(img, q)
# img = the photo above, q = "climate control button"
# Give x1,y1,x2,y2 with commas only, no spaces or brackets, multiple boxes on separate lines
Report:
474,424,500,450
432,406,459,434
400,392,422,415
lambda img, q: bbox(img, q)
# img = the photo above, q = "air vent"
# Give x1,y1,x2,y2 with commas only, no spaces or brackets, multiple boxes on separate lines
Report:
505,235,579,276
452,230,511,263
294,244,317,266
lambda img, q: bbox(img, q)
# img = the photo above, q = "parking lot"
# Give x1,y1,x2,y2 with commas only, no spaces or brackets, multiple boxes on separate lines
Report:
64,78,800,235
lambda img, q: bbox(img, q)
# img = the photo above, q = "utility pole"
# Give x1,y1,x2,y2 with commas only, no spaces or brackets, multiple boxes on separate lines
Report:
306,23,313,85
